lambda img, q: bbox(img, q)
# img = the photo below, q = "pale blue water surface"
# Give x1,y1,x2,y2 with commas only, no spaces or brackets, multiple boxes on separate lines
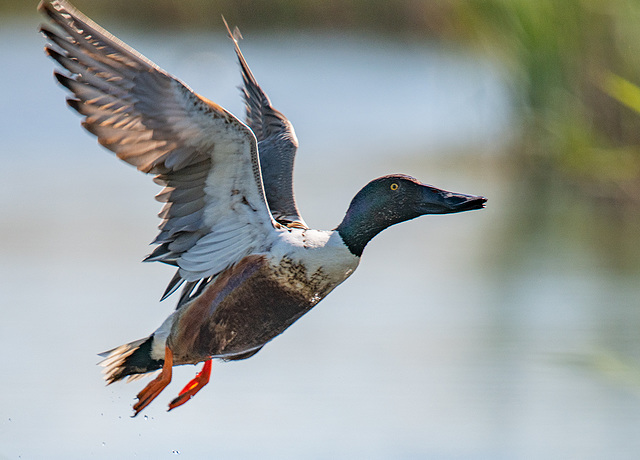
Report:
1,12,640,460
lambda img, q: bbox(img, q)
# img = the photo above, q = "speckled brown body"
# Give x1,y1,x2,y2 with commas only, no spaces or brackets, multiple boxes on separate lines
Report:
167,254,334,365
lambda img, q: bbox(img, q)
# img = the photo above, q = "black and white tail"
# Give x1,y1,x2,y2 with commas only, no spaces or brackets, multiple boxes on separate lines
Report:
99,336,165,383
99,312,175,383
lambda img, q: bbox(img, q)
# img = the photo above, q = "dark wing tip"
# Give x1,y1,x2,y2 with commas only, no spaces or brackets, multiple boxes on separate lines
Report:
159,270,184,301
44,47,69,70
53,71,73,89
66,98,83,115
39,25,57,43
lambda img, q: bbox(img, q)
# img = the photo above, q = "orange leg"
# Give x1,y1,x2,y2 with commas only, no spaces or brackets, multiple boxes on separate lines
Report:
167,358,212,412
132,346,173,417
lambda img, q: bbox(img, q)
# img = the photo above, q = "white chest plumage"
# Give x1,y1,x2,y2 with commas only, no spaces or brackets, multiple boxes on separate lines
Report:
267,228,361,296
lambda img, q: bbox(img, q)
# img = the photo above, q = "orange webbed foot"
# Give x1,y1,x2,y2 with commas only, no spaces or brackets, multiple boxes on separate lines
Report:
168,359,212,412
132,346,173,417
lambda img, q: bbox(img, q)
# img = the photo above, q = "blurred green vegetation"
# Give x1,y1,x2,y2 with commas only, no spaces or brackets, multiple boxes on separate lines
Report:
13,0,640,203
452,0,640,204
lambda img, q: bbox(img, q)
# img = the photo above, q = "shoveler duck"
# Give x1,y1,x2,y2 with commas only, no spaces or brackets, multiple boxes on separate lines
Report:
39,0,486,416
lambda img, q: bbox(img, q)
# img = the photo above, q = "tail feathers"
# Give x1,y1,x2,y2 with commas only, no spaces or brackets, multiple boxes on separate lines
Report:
99,336,164,384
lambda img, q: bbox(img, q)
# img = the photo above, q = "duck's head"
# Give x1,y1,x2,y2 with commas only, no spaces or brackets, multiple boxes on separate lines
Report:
336,174,486,257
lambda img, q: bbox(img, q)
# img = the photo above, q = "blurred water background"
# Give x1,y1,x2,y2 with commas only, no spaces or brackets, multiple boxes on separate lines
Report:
1,1,640,458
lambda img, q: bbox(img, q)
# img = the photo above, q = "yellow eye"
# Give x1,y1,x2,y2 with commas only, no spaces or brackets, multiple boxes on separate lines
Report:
390,183,399,191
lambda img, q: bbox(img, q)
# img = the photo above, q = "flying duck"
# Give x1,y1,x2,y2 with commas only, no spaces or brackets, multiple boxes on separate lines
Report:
39,0,486,416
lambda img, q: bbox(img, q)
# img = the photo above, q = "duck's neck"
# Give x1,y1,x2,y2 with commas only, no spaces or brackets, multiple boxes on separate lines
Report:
335,200,389,257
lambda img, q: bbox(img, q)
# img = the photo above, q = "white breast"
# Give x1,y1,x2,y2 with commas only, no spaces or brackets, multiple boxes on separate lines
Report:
267,228,360,289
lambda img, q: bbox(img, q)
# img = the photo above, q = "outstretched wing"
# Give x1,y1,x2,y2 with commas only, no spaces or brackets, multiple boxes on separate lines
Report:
223,19,307,229
39,0,278,296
